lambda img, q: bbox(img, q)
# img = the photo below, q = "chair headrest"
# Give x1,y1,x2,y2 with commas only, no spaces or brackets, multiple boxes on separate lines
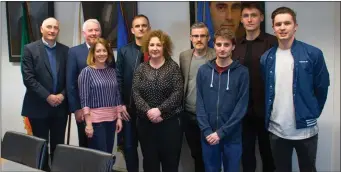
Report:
51,144,115,172
1,131,47,169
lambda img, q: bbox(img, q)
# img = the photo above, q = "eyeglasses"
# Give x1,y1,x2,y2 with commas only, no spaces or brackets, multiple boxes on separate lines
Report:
191,34,208,39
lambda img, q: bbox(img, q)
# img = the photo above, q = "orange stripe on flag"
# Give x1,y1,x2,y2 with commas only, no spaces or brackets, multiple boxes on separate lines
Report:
23,117,32,135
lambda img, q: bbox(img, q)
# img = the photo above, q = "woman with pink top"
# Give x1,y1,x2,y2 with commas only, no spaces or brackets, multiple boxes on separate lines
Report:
78,38,123,153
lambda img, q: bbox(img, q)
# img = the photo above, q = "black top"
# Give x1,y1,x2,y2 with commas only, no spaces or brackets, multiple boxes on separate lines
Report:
233,32,277,118
116,42,144,112
132,58,184,120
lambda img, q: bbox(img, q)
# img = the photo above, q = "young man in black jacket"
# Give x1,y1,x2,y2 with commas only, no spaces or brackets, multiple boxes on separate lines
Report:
233,2,277,172
116,14,151,172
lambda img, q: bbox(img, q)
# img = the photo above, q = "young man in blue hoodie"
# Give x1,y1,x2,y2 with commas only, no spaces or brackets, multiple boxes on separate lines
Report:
196,28,249,172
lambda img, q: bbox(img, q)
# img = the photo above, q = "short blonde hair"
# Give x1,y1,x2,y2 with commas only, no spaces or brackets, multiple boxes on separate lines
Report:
87,38,113,66
141,30,173,59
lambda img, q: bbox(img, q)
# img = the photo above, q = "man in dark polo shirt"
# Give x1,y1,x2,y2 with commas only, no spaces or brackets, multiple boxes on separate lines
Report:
233,2,277,172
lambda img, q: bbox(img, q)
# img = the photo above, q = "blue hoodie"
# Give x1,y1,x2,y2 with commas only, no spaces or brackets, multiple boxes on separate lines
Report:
196,59,249,143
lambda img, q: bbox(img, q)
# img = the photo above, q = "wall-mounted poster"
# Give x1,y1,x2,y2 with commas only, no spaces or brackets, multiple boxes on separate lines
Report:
6,2,54,62
189,1,265,47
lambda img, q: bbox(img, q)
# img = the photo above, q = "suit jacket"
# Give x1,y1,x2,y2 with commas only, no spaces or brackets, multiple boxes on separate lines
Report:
179,48,216,107
21,39,69,118
66,43,115,113
66,43,89,113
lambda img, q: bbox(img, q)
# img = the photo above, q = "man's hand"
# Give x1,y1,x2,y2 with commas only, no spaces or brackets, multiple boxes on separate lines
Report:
121,105,130,121
46,94,60,107
74,109,84,122
206,132,220,145
147,108,161,121
56,94,64,104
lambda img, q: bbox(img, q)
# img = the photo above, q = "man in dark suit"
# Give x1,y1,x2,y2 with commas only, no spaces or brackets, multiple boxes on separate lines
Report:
21,17,69,170
66,19,102,148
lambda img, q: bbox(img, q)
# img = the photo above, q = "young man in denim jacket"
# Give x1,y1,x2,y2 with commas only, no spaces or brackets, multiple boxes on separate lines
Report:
260,7,330,172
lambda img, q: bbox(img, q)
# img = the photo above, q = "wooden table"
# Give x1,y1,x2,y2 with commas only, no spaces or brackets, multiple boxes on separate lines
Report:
1,158,44,171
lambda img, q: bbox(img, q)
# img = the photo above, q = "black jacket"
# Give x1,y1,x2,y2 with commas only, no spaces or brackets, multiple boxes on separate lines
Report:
21,39,69,118
232,32,277,118
116,42,144,111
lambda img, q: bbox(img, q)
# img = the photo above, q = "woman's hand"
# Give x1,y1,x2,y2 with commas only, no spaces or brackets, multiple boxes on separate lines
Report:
85,125,94,138
147,108,161,121
151,116,163,123
116,118,123,133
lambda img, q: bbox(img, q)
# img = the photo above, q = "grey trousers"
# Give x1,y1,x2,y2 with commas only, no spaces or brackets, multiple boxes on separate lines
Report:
269,132,318,172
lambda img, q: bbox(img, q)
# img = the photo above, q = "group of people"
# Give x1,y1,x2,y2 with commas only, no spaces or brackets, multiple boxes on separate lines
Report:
21,2,330,172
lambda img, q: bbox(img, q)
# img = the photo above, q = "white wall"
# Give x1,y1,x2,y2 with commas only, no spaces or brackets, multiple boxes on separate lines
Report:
331,2,340,171
1,2,340,172
0,1,2,157
1,2,27,135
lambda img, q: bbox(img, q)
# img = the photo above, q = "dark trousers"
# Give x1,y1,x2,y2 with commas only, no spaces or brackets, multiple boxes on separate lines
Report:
242,116,275,172
88,121,116,153
76,121,88,147
29,114,67,171
269,133,318,172
118,112,139,172
137,116,183,172
201,137,242,172
183,111,205,172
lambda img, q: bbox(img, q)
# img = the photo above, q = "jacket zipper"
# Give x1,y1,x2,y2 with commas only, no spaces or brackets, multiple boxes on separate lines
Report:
129,51,140,108
216,73,221,130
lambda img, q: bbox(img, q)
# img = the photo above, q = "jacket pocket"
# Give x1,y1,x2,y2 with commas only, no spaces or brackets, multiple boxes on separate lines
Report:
304,97,320,127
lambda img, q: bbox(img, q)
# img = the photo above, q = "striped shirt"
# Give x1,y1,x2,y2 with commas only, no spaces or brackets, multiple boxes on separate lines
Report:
78,66,122,123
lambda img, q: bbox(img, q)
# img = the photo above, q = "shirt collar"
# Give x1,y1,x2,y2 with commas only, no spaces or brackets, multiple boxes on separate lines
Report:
85,42,91,49
239,31,266,44
42,38,56,48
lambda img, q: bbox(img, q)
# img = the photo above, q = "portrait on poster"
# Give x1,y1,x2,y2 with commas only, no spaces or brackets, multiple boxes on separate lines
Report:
189,1,266,39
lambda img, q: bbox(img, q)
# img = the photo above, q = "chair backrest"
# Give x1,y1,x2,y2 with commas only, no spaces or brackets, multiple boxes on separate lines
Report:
51,144,115,172
1,131,47,170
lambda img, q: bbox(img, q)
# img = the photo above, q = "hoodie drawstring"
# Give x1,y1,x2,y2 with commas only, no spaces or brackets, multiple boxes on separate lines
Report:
210,68,230,90
210,69,214,87
226,69,230,90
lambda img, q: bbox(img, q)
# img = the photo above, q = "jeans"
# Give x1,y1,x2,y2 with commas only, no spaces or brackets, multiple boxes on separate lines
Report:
201,136,242,172
88,121,117,154
118,115,139,172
